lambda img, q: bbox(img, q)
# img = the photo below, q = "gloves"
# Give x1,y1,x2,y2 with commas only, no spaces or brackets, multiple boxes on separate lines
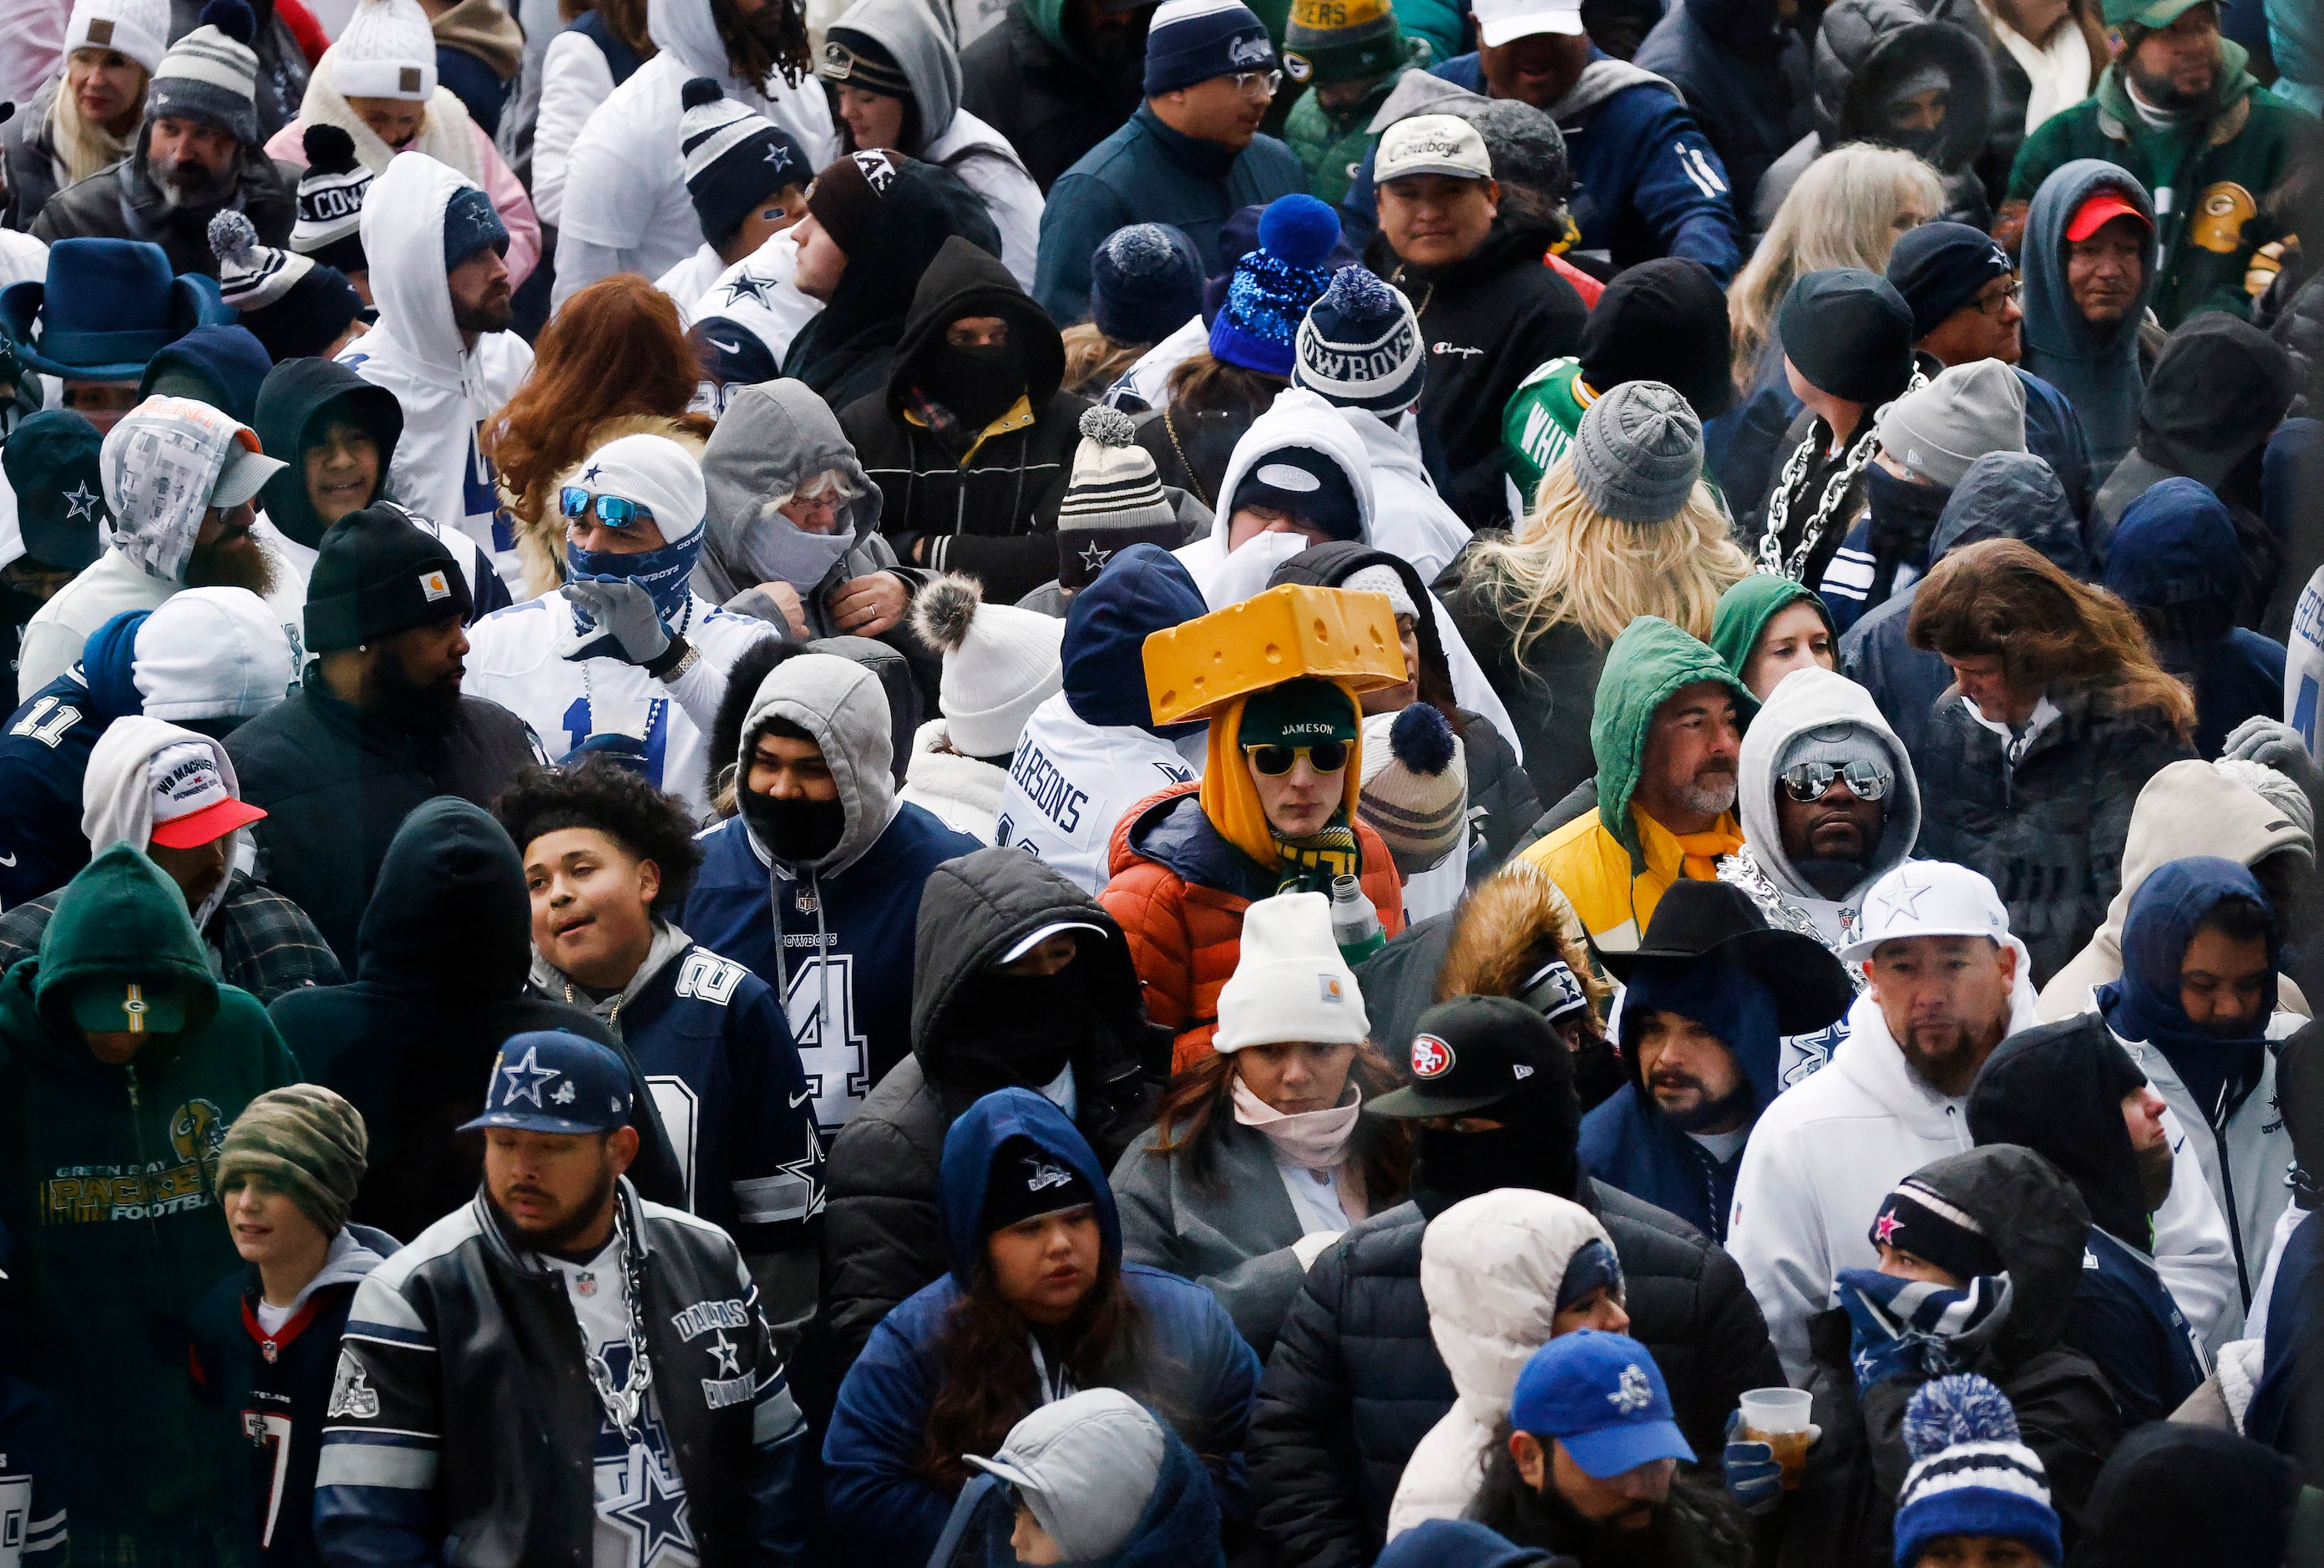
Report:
1290,1231,1345,1270
2222,717,2324,820
565,578,672,667
1723,1410,1784,1515
1838,1268,2012,1390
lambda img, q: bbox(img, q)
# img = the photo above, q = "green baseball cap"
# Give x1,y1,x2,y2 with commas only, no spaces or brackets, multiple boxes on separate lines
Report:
2101,0,2210,31
1238,676,1359,748
70,978,187,1036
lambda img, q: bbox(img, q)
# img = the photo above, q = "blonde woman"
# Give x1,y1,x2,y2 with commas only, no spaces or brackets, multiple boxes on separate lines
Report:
1442,381,1750,807
2,0,166,227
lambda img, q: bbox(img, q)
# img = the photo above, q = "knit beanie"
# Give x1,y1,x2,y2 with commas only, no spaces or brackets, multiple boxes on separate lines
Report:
1892,1376,2063,1568
1090,223,1203,346
3,411,109,574
1294,266,1424,415
980,1135,1096,1236
1229,443,1362,541
1571,380,1702,524
1869,1176,2004,1281
1143,0,1274,97
908,574,1066,758
1885,220,2015,341
1284,0,1403,85
806,149,899,257
291,125,372,275
441,183,508,272
1057,406,1182,589
1359,704,1466,874
1874,358,2027,490
1210,195,1342,377
149,0,260,145
1213,890,1370,1050
818,26,914,99
1778,267,1916,407
332,0,437,100
209,210,362,362
680,78,812,248
1577,258,1733,421
64,0,171,76
305,503,473,654
1340,563,1415,620
214,1084,370,1237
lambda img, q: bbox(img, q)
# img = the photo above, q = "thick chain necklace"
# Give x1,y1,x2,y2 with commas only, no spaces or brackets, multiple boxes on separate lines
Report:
1756,372,1925,580
578,1206,655,1444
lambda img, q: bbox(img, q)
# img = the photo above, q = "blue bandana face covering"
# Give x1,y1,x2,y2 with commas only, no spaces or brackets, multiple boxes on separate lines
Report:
567,534,702,624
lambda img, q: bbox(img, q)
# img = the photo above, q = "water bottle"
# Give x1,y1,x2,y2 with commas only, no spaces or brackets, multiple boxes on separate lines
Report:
1330,874,1385,965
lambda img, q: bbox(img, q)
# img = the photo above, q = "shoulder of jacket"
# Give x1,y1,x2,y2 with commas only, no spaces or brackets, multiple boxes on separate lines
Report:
667,945,752,1008
362,1201,491,1299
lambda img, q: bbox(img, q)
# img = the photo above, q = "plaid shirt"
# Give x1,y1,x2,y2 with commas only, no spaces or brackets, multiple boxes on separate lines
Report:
0,871,343,1004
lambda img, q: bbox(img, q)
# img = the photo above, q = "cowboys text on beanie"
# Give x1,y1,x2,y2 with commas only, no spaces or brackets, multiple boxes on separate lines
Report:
305,503,473,654
1144,0,1275,97
909,574,1066,758
1571,380,1702,524
1215,890,1370,1050
1874,357,2028,490
215,1084,370,1237
293,125,373,273
1294,265,1425,415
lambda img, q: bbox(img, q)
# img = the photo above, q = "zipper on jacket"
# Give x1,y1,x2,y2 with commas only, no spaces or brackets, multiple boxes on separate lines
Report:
125,1065,161,1241
2211,1081,2250,1306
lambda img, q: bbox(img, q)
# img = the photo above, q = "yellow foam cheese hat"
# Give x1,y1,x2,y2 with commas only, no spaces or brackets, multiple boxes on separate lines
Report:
1142,583,1409,726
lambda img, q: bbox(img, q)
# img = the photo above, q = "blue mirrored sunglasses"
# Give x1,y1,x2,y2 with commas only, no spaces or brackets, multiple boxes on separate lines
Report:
560,487,651,529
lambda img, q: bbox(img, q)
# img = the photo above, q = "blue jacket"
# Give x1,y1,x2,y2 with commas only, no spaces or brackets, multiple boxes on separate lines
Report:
0,610,149,907
2248,1206,2320,1459
0,1371,67,1563
1061,544,1208,734
1035,106,1306,326
1631,0,1811,221
822,1090,1259,1566
679,803,980,1134
2065,1226,2208,1428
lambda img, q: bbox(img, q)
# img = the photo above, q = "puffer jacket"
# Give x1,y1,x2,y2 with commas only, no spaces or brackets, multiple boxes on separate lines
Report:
1248,1181,1781,1568
1100,781,1404,1070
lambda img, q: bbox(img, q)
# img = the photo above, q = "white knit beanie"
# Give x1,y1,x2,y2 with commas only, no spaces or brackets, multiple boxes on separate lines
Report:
908,574,1066,760
332,0,438,101
63,0,170,75
1214,891,1370,1053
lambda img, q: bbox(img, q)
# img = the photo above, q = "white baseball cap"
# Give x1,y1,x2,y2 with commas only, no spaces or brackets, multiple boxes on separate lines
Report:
1375,114,1494,184
1471,0,1585,46
209,437,289,511
146,740,266,849
1836,860,2022,965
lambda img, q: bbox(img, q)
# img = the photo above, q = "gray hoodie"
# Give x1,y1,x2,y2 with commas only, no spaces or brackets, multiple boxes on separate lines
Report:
694,379,896,621
740,650,900,878
2020,158,2159,478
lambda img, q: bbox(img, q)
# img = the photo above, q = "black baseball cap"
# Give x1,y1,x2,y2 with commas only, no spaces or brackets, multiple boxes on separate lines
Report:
1369,994,1571,1118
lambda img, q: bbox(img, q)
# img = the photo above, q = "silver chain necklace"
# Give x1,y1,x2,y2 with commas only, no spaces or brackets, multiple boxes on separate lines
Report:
1755,371,1925,580
577,1207,655,1444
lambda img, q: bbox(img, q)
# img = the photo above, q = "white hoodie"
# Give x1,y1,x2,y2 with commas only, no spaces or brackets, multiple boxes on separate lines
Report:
339,154,535,589
553,0,838,307
83,716,254,937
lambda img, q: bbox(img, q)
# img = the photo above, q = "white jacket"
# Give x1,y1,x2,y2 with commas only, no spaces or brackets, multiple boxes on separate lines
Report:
994,689,1201,893
18,549,175,702
339,154,535,590
896,718,1007,843
530,25,617,229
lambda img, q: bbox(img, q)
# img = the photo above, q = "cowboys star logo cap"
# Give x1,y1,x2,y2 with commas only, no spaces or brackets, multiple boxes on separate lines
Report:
1367,994,1568,1119
1508,1330,1694,1479
458,1029,634,1136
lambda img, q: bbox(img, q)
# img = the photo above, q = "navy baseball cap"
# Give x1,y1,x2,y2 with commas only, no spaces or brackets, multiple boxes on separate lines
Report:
1508,1332,1696,1479
459,1030,634,1136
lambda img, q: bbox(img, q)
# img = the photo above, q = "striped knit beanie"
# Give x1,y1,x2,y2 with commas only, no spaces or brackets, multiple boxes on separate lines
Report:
1893,1376,2063,1568
1056,406,1182,590
209,210,362,361
1294,265,1424,415
292,125,372,273
1359,703,1466,875
148,0,260,146
1143,0,1274,95
331,0,437,100
679,78,811,247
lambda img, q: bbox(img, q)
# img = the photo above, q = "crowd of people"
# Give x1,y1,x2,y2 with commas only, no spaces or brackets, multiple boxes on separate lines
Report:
0,0,2316,1560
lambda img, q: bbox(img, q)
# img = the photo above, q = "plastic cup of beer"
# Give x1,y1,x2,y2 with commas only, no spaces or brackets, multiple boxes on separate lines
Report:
1738,1388,1814,1491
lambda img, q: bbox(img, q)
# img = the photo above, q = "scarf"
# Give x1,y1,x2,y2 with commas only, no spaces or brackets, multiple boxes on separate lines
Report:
1671,823,1746,883
1838,1267,2013,1388
1272,816,1361,895
569,534,703,623
1233,1077,1369,1222
741,512,857,594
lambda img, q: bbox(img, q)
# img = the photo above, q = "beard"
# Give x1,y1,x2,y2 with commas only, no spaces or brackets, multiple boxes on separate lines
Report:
2125,52,2220,114
185,529,277,595
491,1163,616,1253
1897,1019,1999,1099
373,643,463,727
450,286,515,336
1675,764,1738,818
151,153,235,212
2136,1137,2175,1211
1648,1070,1756,1134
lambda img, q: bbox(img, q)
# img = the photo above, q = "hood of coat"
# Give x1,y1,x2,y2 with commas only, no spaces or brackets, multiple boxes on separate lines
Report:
2020,159,2156,459
1904,1142,2090,1367
2106,853,2280,1037
1810,0,1993,175
1203,388,1376,553
2132,312,2297,488
1688,0,1815,58
1436,859,1601,1009
1735,666,1918,908
1419,1187,1615,1419
938,1085,1121,1287
910,845,1147,1070
83,716,251,933
1061,544,1208,732
138,326,274,427
2103,475,2241,627
358,150,483,373
737,650,899,873
28,840,222,1055
2074,1424,2300,1568
1967,1015,2154,1250
1592,616,1758,864
696,378,879,600
829,0,963,146
1268,540,1456,708
353,796,534,1004
884,234,1065,415
2088,759,2311,973
253,358,405,551
1927,449,2086,578
648,0,753,95
1707,574,1832,683
105,397,254,587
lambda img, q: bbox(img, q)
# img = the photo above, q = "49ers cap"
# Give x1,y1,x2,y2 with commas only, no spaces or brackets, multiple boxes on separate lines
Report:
1368,994,1569,1118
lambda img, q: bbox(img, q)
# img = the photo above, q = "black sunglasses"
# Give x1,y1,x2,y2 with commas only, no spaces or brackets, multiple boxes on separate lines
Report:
1246,741,1350,776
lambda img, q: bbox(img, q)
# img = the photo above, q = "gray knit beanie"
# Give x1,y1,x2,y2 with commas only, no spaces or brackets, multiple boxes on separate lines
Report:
1873,357,2028,490
215,1084,369,1236
1571,380,1702,524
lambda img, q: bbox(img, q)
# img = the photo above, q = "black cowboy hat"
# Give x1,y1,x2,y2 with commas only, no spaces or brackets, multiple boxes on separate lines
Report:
1597,880,1854,1036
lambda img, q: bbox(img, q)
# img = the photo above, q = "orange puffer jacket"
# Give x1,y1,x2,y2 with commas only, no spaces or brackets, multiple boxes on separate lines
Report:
1100,781,1405,1072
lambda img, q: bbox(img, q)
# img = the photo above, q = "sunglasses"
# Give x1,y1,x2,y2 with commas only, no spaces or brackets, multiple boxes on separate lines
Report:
1246,741,1350,776
1780,760,1888,803
560,488,653,529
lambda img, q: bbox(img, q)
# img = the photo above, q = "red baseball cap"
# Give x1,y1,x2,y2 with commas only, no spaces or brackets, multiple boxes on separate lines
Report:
2065,190,2151,244
146,741,267,850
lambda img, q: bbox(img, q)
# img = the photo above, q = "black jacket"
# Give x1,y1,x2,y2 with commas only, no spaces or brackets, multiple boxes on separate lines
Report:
957,7,1145,193
1248,1181,1781,1568
1438,564,1607,811
1380,215,1586,529
840,237,1090,606
227,667,541,966
311,1181,810,1567
31,140,300,279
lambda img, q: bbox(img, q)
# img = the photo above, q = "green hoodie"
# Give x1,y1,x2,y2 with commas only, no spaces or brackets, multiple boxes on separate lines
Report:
1281,52,1423,206
0,843,298,1543
1590,616,1758,865
1708,574,1835,684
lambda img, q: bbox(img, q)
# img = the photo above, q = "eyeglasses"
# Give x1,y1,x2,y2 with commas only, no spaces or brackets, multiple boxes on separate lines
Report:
560,487,653,530
1246,740,1349,776
1230,69,1282,99
1974,280,2023,316
1780,760,1888,803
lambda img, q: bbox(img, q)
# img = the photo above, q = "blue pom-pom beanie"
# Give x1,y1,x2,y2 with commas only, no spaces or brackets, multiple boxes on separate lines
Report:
1892,1375,2063,1568
1210,195,1342,377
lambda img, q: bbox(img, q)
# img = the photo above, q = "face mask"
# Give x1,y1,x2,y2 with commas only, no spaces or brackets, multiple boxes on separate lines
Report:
944,965,1088,1089
919,341,1025,428
740,788,847,864
743,512,857,594
1864,466,1951,560
568,534,701,624
1410,1120,1574,1213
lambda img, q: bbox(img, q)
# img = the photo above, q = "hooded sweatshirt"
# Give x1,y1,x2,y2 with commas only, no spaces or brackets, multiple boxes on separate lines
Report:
1174,389,1376,602
998,544,1208,893
931,1406,1223,1568
692,377,894,619
1633,0,1814,221
2018,159,2159,478
679,653,982,1131
338,152,537,587
553,0,838,305
84,713,257,932
0,843,298,1542
822,1087,1258,1565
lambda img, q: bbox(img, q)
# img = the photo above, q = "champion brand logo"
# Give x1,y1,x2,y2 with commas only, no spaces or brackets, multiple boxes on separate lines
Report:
1411,1033,1453,1079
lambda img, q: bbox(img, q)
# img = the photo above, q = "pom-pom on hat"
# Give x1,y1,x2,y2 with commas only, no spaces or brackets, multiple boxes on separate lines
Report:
331,0,437,100
210,209,362,362
148,0,261,146
1893,1375,2062,1568
1090,222,1203,346
1359,704,1466,875
291,124,373,274
679,77,811,248
1294,265,1424,414
63,0,171,76
909,574,1066,758
1210,194,1342,378
1057,404,1182,589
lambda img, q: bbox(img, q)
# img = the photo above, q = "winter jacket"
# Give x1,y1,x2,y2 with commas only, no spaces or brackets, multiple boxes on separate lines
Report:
895,720,1010,841
529,9,645,229
822,1089,1259,1565
311,1179,811,1568
225,667,540,968
678,654,984,1131
189,1225,398,1568
170,0,312,142
1282,57,1422,208
0,844,300,1550
29,132,300,280
956,0,1147,194
1578,1003,1776,1245
1247,1180,1780,1568
2008,44,2308,327
820,847,1160,1368
267,796,685,1239
0,663,138,907
1914,681,2195,985
1780,1146,2121,1565
1632,0,1813,222
0,79,69,231
1520,617,1754,953
1100,781,1404,1070
1035,106,1306,327
337,153,535,584
552,0,836,306
842,237,1091,607
1439,574,1607,812
2018,159,2159,477
0,870,342,1008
